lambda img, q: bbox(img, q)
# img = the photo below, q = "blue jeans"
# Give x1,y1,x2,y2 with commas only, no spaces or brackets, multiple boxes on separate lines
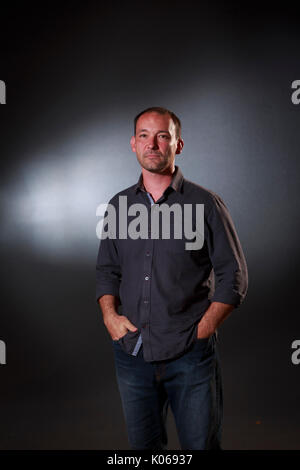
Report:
112,332,223,450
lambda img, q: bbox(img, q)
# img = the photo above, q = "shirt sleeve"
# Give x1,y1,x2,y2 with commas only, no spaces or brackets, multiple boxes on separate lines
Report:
95,207,122,305
205,193,248,308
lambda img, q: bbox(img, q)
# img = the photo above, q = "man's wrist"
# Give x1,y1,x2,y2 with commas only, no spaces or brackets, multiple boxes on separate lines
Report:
103,309,119,325
198,301,234,334
197,319,215,338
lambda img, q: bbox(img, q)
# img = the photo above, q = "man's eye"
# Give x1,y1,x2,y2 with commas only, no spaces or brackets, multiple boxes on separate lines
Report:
159,135,169,139
139,134,147,137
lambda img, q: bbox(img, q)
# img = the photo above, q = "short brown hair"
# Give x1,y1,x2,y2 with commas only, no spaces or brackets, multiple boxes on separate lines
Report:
134,107,182,139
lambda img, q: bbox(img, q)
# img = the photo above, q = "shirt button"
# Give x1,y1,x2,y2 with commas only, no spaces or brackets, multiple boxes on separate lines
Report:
144,276,149,281
146,251,150,256
144,299,149,304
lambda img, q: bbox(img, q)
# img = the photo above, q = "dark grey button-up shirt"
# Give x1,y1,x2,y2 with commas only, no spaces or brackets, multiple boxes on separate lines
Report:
96,165,248,362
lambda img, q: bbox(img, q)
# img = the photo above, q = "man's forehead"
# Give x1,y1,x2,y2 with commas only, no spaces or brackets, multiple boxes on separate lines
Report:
136,112,174,131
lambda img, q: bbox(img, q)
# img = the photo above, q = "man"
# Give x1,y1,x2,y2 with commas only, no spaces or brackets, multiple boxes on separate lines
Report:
96,107,248,450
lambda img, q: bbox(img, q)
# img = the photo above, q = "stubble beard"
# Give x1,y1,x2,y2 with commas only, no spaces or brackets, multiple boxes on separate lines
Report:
138,153,169,173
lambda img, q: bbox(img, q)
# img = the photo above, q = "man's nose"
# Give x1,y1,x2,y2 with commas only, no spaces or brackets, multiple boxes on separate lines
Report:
147,136,159,148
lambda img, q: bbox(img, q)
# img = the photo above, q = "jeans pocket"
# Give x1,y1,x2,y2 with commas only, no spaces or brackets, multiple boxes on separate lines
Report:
185,335,214,364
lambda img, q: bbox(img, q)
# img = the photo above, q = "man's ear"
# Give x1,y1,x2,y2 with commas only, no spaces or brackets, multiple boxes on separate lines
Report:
175,138,184,155
130,135,136,153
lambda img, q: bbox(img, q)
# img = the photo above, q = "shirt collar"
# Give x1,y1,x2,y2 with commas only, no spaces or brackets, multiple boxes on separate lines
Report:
133,165,184,194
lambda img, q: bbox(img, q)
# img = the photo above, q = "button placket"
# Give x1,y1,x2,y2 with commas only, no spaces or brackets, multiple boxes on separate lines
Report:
138,191,156,359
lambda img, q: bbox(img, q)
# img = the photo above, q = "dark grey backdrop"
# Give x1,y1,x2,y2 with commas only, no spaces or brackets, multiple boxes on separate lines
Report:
1,1,300,450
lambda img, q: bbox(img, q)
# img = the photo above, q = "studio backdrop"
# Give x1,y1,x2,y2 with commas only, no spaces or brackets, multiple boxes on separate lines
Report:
0,1,300,450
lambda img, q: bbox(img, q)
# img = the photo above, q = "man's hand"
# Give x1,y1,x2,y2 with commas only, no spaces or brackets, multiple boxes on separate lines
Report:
196,301,235,339
98,294,138,341
104,311,138,341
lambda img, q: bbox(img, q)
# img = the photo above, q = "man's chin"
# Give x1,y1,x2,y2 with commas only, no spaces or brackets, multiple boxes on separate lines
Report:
140,158,165,171
142,163,165,173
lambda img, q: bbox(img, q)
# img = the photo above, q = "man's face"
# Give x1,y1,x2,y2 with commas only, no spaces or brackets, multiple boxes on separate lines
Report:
130,112,183,173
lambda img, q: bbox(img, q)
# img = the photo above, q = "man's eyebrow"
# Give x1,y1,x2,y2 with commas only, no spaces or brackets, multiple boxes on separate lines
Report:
137,129,170,134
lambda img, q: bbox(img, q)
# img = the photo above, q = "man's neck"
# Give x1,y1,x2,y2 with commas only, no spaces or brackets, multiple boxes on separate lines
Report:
141,165,175,202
